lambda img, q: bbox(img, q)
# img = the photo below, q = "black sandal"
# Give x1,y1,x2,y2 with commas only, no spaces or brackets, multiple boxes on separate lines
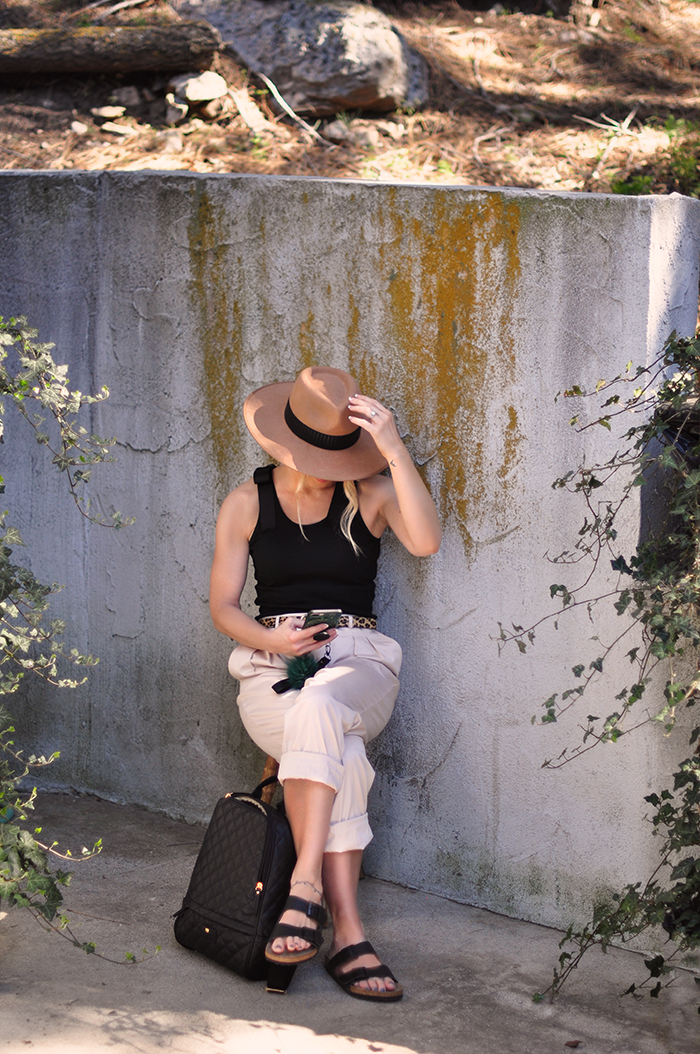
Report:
265,894,328,964
324,940,404,1001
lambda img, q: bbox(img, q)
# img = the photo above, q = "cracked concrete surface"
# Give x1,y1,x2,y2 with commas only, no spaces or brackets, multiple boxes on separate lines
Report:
3,172,700,933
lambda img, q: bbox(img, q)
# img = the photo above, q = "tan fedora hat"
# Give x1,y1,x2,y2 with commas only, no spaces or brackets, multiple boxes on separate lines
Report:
243,367,388,481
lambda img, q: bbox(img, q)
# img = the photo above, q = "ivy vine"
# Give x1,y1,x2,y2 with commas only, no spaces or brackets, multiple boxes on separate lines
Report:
500,329,700,1010
0,315,148,962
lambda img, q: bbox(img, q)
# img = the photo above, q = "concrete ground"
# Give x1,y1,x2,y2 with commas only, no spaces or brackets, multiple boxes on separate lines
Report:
0,793,697,1054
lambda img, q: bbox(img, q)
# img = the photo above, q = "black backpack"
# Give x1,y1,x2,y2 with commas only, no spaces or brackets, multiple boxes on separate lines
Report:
173,777,296,983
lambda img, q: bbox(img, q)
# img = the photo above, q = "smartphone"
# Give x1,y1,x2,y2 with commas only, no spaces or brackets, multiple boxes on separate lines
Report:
303,609,342,640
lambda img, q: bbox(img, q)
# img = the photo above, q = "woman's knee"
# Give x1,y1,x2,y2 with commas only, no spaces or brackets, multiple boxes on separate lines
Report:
283,691,358,753
341,737,375,797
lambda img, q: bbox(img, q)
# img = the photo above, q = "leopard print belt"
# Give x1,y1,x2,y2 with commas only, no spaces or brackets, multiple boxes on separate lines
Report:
257,613,377,630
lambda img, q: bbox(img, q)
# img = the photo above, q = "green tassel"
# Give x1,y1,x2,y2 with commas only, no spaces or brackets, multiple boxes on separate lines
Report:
285,653,319,690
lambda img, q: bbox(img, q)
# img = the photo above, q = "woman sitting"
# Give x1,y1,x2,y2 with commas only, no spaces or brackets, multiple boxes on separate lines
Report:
209,366,441,1001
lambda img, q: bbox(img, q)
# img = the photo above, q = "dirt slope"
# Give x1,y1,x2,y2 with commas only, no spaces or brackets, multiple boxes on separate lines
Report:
1,0,699,194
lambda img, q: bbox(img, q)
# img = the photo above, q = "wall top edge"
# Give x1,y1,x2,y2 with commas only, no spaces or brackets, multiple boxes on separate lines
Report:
1,168,699,209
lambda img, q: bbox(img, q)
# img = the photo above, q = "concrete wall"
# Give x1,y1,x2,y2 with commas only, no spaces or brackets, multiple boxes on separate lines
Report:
1,171,698,931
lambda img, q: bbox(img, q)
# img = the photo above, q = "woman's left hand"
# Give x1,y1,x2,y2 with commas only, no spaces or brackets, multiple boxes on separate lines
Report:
347,394,404,462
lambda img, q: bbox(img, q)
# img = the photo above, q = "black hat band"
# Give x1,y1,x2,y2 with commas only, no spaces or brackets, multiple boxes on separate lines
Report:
284,400,361,451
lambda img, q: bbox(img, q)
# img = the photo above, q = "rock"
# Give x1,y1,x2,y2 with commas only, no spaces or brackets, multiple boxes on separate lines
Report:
165,92,189,126
349,124,379,150
374,118,405,141
100,121,136,136
111,85,141,108
70,120,89,135
324,118,353,144
231,88,289,138
156,129,184,154
169,69,228,102
91,105,126,119
201,94,234,119
202,135,227,155
200,97,223,119
170,0,429,117
324,116,404,148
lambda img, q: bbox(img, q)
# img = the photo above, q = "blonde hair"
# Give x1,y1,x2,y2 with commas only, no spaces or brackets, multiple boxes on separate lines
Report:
295,475,362,557
340,480,361,558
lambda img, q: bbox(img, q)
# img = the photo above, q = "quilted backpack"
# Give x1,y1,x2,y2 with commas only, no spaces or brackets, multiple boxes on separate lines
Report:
173,777,296,981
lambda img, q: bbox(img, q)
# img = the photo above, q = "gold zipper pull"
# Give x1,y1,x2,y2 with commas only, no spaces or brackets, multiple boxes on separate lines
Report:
255,881,263,895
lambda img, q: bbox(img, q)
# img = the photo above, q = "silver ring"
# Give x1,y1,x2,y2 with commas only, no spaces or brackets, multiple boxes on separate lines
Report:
370,410,377,418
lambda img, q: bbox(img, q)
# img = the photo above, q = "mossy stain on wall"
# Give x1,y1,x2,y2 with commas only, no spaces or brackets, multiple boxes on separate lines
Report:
298,309,317,370
497,405,522,483
351,188,522,558
187,185,244,495
347,292,361,367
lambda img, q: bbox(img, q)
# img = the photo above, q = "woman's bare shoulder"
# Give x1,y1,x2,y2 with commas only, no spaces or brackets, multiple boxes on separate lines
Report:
217,477,259,536
356,473,395,531
357,473,394,501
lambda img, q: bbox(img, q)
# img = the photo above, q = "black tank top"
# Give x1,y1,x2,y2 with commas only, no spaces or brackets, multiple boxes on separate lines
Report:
249,465,381,618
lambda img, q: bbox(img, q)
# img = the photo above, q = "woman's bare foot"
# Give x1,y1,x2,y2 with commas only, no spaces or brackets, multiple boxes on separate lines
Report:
269,876,324,956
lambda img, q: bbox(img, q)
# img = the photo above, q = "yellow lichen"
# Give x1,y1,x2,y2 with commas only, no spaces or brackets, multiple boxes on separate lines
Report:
187,185,244,495
298,310,317,370
351,188,523,558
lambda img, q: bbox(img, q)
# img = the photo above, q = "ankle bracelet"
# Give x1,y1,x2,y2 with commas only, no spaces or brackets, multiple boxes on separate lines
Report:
291,879,322,900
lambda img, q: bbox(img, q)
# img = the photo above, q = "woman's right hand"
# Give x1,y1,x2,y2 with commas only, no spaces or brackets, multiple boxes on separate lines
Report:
266,618,338,657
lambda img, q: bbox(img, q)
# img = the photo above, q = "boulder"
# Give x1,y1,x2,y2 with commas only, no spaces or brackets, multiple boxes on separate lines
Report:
171,0,429,116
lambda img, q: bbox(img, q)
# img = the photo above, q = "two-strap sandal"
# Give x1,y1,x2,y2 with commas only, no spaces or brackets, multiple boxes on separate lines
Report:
264,894,328,964
324,940,404,1002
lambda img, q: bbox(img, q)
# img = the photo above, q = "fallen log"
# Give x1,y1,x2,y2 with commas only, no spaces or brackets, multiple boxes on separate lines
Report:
0,23,221,77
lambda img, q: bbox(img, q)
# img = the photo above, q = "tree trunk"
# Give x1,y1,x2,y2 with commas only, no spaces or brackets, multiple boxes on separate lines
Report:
0,23,221,77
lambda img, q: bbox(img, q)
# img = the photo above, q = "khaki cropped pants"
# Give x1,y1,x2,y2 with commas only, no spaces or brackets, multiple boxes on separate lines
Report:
228,627,402,854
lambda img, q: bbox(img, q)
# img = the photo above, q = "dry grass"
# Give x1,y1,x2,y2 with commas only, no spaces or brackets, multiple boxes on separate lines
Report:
1,0,699,193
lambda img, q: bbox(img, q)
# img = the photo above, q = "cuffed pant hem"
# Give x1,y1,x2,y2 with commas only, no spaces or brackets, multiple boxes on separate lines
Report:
325,813,373,854
278,750,344,793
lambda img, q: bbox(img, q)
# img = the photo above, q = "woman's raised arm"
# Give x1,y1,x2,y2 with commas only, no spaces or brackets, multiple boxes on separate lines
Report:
348,395,442,557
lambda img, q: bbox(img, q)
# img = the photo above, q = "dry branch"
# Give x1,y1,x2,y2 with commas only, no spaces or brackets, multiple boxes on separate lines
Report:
230,89,280,138
0,23,221,76
256,73,332,146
